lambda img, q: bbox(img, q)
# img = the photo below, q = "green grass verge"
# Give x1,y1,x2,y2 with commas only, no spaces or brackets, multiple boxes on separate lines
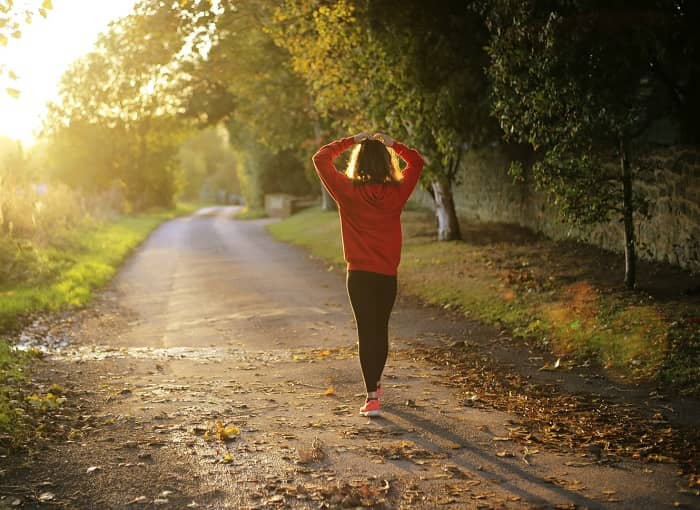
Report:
234,207,267,220
0,202,201,445
267,206,700,395
0,342,36,443
0,204,199,332
267,207,344,264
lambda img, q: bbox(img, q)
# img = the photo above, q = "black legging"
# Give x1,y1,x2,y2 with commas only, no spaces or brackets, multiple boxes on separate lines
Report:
346,270,397,393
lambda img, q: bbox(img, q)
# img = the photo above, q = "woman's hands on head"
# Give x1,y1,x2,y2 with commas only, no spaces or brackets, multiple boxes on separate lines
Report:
372,132,394,146
352,132,394,146
353,132,372,143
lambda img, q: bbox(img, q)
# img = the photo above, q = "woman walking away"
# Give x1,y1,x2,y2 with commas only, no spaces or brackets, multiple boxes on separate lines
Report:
312,132,424,417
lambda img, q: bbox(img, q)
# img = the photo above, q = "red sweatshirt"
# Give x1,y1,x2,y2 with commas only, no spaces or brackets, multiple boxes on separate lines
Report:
312,136,424,276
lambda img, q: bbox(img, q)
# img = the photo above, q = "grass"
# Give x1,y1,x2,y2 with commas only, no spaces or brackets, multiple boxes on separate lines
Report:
0,202,201,445
234,206,267,220
267,206,700,395
0,203,199,333
0,342,37,443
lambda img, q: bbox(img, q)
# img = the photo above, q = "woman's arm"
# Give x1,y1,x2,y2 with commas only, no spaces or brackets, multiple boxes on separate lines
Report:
311,133,369,202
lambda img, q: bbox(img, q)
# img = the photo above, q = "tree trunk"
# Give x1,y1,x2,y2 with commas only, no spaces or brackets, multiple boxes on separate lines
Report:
620,136,636,289
312,115,336,211
430,177,461,241
320,185,336,211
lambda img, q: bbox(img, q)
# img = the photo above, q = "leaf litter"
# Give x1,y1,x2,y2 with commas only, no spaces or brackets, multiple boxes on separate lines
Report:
409,344,700,482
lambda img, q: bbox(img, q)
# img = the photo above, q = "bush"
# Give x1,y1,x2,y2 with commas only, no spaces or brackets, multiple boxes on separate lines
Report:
0,237,44,287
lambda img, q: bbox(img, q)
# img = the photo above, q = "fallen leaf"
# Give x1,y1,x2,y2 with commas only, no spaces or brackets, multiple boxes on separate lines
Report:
323,387,336,396
647,453,676,463
214,420,240,441
38,492,55,502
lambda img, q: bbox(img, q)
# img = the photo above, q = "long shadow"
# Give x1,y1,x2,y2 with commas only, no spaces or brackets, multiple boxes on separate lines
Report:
377,405,608,510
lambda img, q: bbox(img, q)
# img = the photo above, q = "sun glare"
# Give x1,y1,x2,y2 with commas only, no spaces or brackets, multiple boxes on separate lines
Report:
0,0,138,148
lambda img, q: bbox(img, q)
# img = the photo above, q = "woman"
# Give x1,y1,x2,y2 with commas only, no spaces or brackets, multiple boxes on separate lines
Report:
312,132,424,417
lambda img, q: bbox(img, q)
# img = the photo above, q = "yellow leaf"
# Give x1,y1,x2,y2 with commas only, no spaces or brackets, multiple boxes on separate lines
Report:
42,0,53,10
215,420,240,441
8,70,18,80
222,453,233,463
323,387,336,396
0,34,7,46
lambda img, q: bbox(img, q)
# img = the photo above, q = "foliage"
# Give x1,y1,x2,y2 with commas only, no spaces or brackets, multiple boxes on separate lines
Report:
43,5,193,210
178,126,239,202
0,207,188,333
485,0,697,226
0,136,99,253
198,1,317,203
0,338,33,440
270,0,498,239
125,0,319,207
0,0,52,96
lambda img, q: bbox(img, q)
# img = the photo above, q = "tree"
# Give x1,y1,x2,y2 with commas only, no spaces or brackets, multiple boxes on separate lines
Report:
123,0,321,211
178,126,240,202
0,0,53,97
212,3,318,207
43,6,191,209
271,0,498,240
485,0,700,288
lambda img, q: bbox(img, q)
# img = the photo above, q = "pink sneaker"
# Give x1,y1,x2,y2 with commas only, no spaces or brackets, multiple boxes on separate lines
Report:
359,398,381,417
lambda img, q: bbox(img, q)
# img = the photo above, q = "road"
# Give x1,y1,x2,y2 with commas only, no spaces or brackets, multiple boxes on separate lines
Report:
4,206,697,509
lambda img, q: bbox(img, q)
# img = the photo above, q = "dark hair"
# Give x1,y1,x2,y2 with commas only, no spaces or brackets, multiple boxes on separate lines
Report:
346,139,402,185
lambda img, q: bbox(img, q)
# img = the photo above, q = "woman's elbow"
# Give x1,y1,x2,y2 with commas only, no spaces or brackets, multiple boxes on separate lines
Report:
311,152,325,168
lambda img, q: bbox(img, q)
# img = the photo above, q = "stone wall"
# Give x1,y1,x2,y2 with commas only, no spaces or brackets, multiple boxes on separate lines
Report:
411,145,700,273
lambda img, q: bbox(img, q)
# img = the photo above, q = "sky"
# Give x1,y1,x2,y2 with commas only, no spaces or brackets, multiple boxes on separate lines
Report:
0,0,138,147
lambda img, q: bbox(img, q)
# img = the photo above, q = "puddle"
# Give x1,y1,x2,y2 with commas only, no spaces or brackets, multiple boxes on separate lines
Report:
47,345,312,364
14,318,71,353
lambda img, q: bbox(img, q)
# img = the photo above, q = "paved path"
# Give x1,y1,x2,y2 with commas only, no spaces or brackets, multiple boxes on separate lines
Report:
4,206,697,509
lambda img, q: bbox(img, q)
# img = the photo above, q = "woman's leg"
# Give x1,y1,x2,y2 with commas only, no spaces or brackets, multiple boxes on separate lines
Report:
374,273,397,388
346,270,397,394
